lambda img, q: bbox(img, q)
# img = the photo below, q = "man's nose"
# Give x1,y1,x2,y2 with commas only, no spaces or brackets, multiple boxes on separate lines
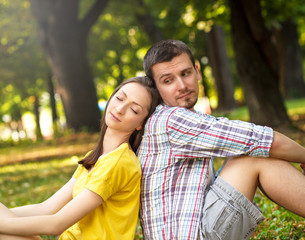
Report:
176,77,187,90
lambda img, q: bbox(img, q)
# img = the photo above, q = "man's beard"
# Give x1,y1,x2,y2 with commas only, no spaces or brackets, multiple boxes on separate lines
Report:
179,96,197,110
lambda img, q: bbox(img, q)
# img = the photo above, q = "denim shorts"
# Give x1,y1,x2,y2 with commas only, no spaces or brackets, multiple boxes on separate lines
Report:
199,176,265,240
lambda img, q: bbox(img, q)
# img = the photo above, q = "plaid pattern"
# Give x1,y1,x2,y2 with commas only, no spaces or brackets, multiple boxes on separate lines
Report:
137,104,273,240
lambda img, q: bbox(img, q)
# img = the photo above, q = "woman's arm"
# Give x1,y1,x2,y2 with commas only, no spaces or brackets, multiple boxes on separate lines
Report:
0,187,103,236
11,178,75,217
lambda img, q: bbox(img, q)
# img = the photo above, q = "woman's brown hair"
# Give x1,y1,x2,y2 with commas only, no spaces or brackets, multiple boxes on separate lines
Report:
78,76,161,170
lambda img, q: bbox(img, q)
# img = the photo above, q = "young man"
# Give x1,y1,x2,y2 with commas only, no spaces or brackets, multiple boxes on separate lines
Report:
137,39,305,240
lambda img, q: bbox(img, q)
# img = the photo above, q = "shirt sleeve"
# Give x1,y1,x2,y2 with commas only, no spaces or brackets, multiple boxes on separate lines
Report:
167,107,273,159
72,151,92,179
72,165,83,179
85,146,140,201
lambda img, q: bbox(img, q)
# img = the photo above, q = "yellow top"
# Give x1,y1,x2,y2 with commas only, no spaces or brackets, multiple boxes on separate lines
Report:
59,143,141,240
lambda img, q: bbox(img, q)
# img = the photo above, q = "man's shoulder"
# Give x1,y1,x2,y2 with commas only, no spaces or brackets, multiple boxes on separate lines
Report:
153,104,194,118
147,104,207,128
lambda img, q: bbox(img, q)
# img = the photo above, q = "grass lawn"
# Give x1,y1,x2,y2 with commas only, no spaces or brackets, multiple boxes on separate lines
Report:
1,156,305,239
1,99,305,239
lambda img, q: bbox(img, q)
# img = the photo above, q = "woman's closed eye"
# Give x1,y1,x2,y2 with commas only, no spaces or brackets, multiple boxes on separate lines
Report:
116,96,123,101
131,107,139,114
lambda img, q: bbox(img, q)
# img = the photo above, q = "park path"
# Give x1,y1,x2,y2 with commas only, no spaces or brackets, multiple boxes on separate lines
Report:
0,132,99,166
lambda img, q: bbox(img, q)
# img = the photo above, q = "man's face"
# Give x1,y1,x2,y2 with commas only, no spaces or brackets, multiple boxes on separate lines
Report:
151,53,201,110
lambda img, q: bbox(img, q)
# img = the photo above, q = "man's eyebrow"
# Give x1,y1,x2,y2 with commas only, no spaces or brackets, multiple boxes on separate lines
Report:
158,67,193,80
181,67,193,72
159,73,171,80
120,89,144,109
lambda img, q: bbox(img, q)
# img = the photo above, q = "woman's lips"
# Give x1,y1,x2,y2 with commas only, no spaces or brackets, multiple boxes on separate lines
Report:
110,112,121,122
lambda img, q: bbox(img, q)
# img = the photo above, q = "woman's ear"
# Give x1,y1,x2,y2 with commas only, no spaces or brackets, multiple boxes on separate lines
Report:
136,125,143,131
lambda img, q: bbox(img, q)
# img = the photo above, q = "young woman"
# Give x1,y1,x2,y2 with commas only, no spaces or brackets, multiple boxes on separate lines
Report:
0,76,161,240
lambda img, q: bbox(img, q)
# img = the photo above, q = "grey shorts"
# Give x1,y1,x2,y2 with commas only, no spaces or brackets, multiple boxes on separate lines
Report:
199,176,265,240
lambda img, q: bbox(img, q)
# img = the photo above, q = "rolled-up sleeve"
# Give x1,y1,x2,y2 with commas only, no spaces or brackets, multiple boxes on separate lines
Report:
167,108,273,159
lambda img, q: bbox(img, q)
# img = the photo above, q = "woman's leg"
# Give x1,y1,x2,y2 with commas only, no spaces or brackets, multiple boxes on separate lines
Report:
219,156,305,217
0,203,42,240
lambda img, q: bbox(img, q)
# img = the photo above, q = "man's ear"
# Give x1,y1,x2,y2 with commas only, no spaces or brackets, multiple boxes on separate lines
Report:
195,64,202,81
195,64,200,72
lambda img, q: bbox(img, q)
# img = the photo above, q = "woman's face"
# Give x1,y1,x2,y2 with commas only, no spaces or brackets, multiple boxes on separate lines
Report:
105,82,151,135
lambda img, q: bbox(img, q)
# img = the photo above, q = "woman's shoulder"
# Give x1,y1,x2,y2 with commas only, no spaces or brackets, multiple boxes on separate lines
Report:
95,143,140,172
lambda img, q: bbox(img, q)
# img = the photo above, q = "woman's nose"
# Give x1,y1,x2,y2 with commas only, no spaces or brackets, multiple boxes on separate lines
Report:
115,103,126,114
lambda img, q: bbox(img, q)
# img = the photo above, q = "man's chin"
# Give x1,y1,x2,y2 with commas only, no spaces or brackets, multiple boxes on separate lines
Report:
178,99,197,110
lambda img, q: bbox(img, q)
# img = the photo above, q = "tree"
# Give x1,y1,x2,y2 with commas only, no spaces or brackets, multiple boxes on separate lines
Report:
0,0,49,139
262,0,305,99
134,0,164,43
276,19,305,98
228,0,290,127
87,0,152,100
29,0,110,131
206,24,236,111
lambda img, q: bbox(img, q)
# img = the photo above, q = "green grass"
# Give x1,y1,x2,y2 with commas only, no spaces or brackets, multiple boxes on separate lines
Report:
213,97,305,122
1,157,77,207
286,98,305,116
253,193,305,239
0,157,77,240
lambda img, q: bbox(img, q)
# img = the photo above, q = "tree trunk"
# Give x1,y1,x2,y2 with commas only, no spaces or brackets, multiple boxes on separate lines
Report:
135,0,164,43
33,95,43,140
30,0,109,131
47,71,59,134
228,0,290,127
206,24,236,112
276,19,305,99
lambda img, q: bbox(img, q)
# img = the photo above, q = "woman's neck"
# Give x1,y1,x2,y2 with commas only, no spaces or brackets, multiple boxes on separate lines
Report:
102,129,131,155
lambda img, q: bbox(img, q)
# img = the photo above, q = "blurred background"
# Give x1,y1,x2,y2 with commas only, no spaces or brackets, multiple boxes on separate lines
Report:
1,0,305,143
2,1,305,239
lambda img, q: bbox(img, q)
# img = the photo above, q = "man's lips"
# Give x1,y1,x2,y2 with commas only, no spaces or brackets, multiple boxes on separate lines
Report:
177,91,193,100
110,112,121,122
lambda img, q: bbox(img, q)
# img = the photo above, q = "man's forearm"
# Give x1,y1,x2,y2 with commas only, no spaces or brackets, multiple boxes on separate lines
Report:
269,131,305,163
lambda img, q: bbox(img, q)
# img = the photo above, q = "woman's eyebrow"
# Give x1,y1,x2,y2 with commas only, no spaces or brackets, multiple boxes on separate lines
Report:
120,89,144,109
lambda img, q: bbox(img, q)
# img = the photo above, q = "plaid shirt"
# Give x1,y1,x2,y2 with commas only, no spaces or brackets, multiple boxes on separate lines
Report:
137,104,273,240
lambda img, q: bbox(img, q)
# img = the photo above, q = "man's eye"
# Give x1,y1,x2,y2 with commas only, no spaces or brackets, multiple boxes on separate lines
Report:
163,79,171,84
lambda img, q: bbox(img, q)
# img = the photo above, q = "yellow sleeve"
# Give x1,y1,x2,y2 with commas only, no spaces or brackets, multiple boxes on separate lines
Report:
73,151,92,179
86,144,139,201
72,165,83,179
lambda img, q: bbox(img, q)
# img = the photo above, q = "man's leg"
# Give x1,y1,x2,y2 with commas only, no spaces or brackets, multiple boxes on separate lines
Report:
219,156,305,217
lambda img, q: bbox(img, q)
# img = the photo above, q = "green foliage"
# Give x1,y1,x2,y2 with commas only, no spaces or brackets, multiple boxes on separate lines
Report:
262,0,305,23
88,0,151,100
0,0,48,125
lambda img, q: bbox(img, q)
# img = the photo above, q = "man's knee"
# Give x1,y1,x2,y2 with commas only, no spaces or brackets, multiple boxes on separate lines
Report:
220,156,257,174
